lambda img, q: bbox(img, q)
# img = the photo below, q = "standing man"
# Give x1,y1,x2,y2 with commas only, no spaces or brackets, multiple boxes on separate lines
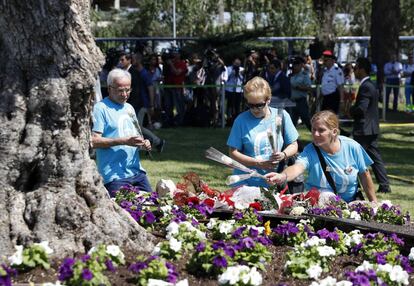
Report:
320,50,344,114
351,57,391,193
384,54,403,112
92,68,152,197
225,57,244,125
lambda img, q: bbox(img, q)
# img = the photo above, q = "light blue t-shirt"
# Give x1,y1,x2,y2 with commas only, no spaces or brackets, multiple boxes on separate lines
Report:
92,97,145,184
296,136,373,202
227,108,299,187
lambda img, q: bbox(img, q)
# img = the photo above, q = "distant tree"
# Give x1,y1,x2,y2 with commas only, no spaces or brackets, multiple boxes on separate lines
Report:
312,0,337,51
370,0,400,86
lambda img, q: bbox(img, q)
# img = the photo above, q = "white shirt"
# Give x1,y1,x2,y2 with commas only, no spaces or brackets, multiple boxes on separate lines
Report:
402,63,414,83
384,61,403,79
321,66,344,95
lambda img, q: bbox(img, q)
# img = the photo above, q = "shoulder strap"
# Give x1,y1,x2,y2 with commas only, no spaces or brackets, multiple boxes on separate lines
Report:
312,143,337,194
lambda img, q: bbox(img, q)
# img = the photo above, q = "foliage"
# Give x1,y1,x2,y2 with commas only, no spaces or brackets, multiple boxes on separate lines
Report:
129,255,179,286
58,244,125,286
8,242,53,271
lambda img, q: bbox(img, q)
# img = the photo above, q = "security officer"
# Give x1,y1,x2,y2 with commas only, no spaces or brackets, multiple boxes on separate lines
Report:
320,50,344,114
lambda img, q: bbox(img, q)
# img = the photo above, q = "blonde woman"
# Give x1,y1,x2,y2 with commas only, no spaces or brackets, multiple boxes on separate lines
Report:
265,110,377,203
227,76,299,187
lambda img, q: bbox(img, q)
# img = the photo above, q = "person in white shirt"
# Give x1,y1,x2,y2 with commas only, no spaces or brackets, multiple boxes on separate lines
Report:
320,50,345,114
225,57,244,124
402,55,414,112
383,54,403,111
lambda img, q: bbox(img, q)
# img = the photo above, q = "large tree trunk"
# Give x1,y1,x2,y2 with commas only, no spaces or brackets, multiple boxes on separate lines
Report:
371,0,400,86
312,0,337,51
0,0,154,258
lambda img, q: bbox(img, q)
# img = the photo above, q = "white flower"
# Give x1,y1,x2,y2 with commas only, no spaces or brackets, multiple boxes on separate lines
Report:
389,265,409,285
349,211,361,221
175,279,189,286
42,282,62,286
336,281,353,286
219,220,235,234
310,276,340,286
317,246,336,257
151,243,161,256
218,265,245,285
242,267,262,286
342,209,350,218
206,218,218,229
377,263,393,274
106,245,124,260
34,241,54,255
355,260,373,272
290,206,306,216
169,237,182,252
160,205,172,215
234,201,249,210
381,200,393,207
8,245,23,266
302,236,326,248
248,225,264,234
166,221,180,239
87,246,96,255
306,264,322,279
147,279,171,286
409,247,414,261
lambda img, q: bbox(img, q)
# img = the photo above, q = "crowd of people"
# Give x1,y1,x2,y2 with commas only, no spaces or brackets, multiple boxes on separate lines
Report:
91,43,409,202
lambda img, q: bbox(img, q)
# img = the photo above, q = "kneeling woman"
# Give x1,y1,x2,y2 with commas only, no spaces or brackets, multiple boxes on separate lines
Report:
265,110,377,203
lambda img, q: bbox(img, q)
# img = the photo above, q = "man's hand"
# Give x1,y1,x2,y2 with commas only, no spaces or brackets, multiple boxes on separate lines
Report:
124,136,146,147
256,159,278,170
265,172,287,185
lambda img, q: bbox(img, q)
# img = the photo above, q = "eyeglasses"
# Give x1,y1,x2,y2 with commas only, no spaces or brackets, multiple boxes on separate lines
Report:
246,102,267,110
110,86,132,94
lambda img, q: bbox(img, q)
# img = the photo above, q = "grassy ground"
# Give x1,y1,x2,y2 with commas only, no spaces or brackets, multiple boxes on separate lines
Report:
142,119,414,215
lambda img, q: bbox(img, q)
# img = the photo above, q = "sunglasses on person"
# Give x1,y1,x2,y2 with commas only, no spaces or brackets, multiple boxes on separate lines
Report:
246,102,267,110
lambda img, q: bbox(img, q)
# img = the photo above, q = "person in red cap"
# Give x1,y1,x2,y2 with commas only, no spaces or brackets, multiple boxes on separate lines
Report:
320,50,345,114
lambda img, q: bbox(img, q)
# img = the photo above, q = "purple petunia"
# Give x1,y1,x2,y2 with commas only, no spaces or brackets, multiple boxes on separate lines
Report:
105,259,116,272
212,255,228,268
374,251,388,265
274,222,299,237
249,227,259,238
232,226,247,239
0,264,17,286
81,268,94,281
240,237,256,249
234,211,243,220
144,211,156,224
129,261,148,273
195,242,206,252
166,262,178,283
58,258,75,281
317,228,339,242
212,241,226,251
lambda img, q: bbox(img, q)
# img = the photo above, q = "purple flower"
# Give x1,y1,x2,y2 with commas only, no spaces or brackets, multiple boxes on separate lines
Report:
234,211,243,220
390,233,404,246
241,237,256,249
249,227,259,237
166,262,178,283
374,251,388,265
255,236,272,246
0,264,17,286
81,255,90,263
351,243,363,254
81,269,93,281
172,208,187,223
317,229,339,242
105,259,116,272
397,255,413,273
191,218,199,226
232,226,247,239
195,242,206,252
58,258,75,281
212,256,227,268
129,262,147,273
144,211,156,224
274,222,299,237
212,241,226,250
224,246,236,258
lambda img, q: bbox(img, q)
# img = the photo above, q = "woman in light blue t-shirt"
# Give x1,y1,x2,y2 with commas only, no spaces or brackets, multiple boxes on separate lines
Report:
227,76,299,187
265,110,378,203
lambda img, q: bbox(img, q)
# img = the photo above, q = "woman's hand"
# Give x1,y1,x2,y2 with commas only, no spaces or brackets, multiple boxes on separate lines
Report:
256,159,278,170
269,152,286,162
265,172,287,185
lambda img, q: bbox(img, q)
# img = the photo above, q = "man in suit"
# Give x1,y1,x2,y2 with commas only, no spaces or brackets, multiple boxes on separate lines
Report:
351,57,391,193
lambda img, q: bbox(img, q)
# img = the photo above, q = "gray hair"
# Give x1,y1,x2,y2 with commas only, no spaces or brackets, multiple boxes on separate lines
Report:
107,68,131,87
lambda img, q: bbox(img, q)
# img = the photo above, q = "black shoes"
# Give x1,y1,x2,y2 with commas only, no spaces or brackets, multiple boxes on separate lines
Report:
377,187,391,193
156,139,165,153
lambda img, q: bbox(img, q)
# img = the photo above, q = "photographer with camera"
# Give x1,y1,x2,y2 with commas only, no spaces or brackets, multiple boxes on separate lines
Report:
203,48,226,126
225,57,244,125
163,48,188,127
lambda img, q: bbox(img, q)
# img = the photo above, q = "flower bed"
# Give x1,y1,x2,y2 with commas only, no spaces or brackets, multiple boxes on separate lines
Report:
4,176,414,286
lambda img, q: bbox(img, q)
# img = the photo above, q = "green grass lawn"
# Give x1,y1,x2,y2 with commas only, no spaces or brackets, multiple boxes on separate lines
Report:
142,123,414,215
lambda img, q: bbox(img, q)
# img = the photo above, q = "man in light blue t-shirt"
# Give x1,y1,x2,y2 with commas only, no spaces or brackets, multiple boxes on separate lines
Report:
92,68,152,197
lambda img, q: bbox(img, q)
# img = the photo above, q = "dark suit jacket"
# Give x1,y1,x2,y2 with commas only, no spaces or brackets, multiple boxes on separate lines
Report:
350,78,380,136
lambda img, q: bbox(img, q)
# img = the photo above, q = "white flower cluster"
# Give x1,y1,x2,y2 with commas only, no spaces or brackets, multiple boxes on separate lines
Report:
349,211,361,221
306,264,323,280
356,260,409,285
301,236,326,248
147,278,189,286
343,230,363,247
218,265,262,286
310,276,352,286
316,246,336,257
166,221,206,241
8,241,53,266
409,247,414,261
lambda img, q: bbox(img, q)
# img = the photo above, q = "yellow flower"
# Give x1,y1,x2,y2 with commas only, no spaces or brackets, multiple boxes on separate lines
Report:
264,220,271,236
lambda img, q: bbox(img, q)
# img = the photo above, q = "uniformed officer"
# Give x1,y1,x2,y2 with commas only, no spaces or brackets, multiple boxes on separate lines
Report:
321,50,344,114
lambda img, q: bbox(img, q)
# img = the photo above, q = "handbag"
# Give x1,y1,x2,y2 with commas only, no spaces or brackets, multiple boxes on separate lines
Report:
313,144,364,200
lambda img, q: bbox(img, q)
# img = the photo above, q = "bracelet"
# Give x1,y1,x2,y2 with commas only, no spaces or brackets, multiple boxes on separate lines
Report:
282,151,287,160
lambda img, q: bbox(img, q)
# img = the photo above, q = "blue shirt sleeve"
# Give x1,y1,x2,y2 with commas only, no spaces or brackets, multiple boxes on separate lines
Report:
92,102,105,133
227,115,243,150
282,110,299,145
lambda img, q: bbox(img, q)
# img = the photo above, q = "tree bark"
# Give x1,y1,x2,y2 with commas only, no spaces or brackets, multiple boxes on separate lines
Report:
312,0,337,51
0,0,154,258
371,0,400,86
